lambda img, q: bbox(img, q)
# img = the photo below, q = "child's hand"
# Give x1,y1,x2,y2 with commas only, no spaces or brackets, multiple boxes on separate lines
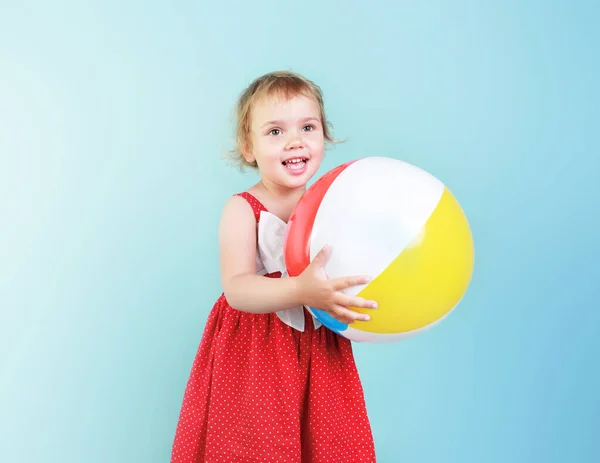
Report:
295,245,378,324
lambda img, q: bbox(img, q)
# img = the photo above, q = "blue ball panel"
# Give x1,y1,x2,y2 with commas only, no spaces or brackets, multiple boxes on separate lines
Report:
309,307,348,334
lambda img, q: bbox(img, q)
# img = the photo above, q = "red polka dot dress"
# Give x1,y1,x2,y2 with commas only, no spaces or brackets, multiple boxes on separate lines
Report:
170,192,376,463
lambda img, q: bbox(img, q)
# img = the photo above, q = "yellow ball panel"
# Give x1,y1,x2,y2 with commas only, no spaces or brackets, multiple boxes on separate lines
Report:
352,187,474,334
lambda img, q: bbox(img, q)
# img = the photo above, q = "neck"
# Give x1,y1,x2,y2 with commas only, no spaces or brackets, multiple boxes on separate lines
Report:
258,178,306,202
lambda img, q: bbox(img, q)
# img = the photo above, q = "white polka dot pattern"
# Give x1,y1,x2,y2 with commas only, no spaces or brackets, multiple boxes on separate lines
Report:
170,192,376,462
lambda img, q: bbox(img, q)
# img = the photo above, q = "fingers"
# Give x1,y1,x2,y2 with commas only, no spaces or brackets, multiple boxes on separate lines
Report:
336,293,378,310
311,244,332,268
332,275,372,290
329,304,370,324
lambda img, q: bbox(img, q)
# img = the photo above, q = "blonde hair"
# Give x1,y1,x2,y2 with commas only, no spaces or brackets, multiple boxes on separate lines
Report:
226,70,338,170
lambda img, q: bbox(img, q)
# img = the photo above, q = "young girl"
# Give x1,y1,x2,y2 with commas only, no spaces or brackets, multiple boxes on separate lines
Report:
170,71,377,463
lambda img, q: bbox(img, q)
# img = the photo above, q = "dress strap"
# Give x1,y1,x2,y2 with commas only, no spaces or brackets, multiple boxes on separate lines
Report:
234,192,268,222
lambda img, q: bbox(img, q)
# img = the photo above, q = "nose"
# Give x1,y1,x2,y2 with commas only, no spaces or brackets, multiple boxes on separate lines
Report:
285,131,304,150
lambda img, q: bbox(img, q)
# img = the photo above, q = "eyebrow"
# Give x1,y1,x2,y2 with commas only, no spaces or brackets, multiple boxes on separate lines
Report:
260,117,320,129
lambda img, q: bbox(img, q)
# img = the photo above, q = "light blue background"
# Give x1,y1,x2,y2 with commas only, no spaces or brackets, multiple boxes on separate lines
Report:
1,1,598,462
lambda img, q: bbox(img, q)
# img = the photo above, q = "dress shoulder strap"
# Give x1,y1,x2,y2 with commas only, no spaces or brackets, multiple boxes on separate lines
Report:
234,192,268,222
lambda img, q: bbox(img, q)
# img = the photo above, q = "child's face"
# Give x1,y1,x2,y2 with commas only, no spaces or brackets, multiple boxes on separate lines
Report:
245,93,325,191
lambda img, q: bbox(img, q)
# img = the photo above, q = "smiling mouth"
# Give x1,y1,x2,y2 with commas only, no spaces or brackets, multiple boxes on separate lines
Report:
282,158,309,170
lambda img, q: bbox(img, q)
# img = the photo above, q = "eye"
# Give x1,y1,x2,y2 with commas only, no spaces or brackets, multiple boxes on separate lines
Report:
302,124,315,132
269,128,282,136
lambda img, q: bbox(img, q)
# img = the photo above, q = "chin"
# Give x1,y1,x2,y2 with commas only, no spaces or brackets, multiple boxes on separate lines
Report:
278,163,319,188
282,178,309,190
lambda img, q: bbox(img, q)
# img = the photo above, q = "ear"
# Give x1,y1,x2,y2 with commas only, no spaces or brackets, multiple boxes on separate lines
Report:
241,142,255,163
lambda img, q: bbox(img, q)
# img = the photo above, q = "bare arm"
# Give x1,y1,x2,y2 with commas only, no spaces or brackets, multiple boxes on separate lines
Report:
218,195,378,322
219,196,303,313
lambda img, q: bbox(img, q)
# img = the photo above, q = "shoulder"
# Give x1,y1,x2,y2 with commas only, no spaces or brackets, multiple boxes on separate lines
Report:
218,195,261,282
221,194,256,216
218,194,258,232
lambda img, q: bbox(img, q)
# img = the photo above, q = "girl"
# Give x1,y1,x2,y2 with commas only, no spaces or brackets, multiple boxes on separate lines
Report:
170,71,377,463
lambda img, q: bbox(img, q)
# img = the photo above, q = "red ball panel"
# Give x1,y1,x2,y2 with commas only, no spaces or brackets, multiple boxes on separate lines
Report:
284,160,357,276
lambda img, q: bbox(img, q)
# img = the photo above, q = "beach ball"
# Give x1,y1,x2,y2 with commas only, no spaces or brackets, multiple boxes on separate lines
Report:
284,157,474,343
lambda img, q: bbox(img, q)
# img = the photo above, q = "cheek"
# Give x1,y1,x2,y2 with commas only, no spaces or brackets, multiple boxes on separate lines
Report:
256,142,284,166
254,138,276,155
309,130,325,144
307,136,325,155
262,136,283,150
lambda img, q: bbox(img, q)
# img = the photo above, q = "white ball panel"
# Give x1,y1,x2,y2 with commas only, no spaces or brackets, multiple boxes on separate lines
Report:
309,157,444,296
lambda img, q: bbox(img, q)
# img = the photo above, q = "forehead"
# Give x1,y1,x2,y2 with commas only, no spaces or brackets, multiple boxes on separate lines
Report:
250,92,320,124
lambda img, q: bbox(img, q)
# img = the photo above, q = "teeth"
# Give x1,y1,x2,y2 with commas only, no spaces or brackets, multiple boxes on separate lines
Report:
283,158,307,165
283,158,307,170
